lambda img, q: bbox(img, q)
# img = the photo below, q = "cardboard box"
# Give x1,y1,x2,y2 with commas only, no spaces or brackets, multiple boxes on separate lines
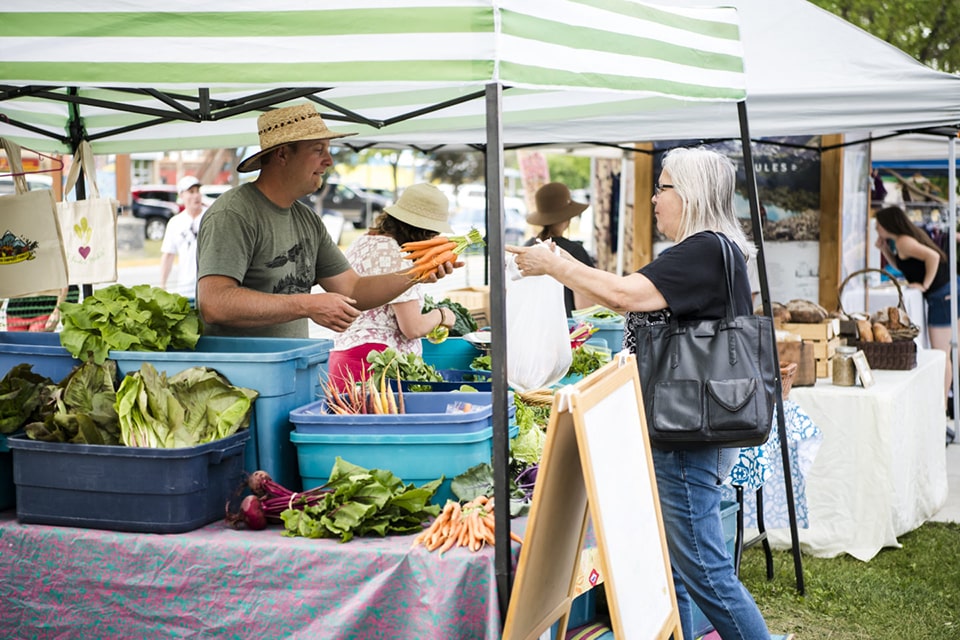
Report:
781,319,839,341
442,286,490,328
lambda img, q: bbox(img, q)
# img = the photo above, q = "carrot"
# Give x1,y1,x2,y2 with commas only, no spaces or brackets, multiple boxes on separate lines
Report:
396,373,405,414
405,251,459,281
403,241,457,261
438,520,462,557
510,531,524,545
400,236,450,252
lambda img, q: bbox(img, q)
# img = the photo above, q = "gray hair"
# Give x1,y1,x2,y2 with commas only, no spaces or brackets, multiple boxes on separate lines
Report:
661,147,753,259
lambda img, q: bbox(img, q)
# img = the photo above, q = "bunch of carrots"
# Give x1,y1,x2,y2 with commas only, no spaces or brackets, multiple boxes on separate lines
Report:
400,228,485,282
321,371,405,415
411,495,523,556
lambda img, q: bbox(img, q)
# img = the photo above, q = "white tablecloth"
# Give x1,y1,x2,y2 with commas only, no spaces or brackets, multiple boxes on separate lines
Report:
769,349,948,561
840,283,929,348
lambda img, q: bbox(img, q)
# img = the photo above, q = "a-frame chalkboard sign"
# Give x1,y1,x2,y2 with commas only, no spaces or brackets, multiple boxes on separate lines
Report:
502,355,682,640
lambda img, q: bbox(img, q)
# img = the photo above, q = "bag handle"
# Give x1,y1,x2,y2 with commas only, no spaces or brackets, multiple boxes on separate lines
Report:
0,138,29,195
62,140,100,199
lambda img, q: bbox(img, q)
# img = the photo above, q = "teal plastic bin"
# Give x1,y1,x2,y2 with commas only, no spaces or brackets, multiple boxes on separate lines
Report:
690,499,740,637
549,590,598,639
291,424,518,505
0,331,80,381
420,337,482,371
110,336,332,491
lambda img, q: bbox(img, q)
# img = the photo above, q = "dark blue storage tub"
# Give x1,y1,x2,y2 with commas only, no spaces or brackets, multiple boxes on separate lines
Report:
7,430,249,533
0,331,80,382
0,433,14,511
389,369,493,392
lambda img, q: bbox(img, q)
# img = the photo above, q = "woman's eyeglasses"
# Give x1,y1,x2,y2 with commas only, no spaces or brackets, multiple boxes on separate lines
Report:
654,183,674,196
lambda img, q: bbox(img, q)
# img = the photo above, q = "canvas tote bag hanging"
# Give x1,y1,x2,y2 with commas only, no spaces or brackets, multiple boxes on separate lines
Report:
56,140,118,284
0,138,69,298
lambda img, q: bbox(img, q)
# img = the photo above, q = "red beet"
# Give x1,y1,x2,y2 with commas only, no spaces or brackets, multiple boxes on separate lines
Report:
240,494,268,530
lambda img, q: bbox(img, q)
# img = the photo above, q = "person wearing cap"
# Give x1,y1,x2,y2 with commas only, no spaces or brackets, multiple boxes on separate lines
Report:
327,183,458,390
196,103,459,339
159,175,206,298
523,182,598,316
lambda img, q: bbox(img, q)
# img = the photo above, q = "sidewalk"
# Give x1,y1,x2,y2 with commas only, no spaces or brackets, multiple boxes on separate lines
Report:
931,438,960,523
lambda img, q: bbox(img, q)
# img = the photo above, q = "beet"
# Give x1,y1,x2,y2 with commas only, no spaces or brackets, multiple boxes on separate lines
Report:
240,495,268,530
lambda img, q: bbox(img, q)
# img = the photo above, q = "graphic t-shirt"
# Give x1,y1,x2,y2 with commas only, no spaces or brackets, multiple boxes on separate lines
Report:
197,183,350,338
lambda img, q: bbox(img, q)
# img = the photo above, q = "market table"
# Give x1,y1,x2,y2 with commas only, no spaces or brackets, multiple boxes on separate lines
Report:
767,349,948,561
0,511,521,639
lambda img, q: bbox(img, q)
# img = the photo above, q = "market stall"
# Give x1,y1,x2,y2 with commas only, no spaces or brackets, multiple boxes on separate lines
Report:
768,349,948,561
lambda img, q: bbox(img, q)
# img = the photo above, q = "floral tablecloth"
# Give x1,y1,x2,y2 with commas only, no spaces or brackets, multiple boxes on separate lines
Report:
0,511,520,640
721,399,823,529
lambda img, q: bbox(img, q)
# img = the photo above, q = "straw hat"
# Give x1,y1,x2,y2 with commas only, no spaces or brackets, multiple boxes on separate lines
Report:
384,184,454,234
237,103,357,173
526,182,588,226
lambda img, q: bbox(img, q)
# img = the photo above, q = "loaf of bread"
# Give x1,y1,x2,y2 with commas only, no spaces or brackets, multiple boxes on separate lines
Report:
857,319,874,342
887,306,902,329
872,322,893,343
786,299,829,323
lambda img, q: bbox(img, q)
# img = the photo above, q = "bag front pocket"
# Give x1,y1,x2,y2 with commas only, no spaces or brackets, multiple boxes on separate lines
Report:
652,380,703,433
705,378,760,431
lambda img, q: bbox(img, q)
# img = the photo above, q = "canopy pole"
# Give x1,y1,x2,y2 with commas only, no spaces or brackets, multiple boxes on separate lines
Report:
485,82,513,619
737,101,805,595
616,152,628,275
948,137,958,438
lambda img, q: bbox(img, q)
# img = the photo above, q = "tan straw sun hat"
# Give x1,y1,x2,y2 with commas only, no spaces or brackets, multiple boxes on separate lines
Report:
384,183,454,234
237,103,357,173
526,182,588,226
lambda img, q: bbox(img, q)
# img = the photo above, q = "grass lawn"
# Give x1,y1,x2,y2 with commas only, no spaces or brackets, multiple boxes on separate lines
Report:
740,522,960,639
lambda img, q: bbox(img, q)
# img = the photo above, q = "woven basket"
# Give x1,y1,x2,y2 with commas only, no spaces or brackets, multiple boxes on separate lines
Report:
779,361,799,400
852,339,917,370
837,268,921,341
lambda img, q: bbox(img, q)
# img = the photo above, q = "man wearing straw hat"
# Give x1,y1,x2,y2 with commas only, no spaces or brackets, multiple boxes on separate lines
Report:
196,103,460,339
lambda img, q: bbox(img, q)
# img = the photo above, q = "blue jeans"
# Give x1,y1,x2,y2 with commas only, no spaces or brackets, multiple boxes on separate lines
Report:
651,446,770,640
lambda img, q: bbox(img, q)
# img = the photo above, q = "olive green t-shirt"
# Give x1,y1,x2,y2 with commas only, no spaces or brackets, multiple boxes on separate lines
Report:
197,183,350,338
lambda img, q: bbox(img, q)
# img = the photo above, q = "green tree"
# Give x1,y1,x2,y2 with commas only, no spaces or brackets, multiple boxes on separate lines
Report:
809,0,960,72
422,150,484,188
546,155,591,190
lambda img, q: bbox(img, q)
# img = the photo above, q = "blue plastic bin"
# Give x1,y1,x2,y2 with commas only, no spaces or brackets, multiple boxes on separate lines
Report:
291,424,518,505
109,336,332,491
291,391,514,435
690,499,740,637
389,369,493,392
420,337,483,371
0,331,80,381
7,430,249,533
0,434,14,511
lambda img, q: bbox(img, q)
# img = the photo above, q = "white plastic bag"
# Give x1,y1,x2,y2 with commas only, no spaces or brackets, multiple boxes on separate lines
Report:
505,248,572,391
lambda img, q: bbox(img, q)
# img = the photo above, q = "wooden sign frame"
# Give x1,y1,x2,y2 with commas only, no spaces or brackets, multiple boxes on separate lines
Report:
502,355,681,640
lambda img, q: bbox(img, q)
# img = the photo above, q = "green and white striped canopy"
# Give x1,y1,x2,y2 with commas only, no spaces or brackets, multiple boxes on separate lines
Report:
0,0,746,153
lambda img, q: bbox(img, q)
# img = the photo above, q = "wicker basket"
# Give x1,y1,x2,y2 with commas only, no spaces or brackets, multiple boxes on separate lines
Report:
852,339,917,370
779,361,799,400
837,267,921,341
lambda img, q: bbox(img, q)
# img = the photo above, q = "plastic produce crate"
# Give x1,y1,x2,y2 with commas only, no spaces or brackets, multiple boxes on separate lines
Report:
7,431,249,533
109,336,332,491
291,390,514,435
389,369,493,392
690,499,740,637
0,331,80,381
291,424,518,505
420,337,482,371
0,433,15,511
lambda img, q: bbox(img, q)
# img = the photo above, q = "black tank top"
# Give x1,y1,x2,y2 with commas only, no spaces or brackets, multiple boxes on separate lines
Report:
895,255,949,296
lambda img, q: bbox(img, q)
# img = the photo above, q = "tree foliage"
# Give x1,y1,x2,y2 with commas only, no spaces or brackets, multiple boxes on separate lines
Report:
809,0,960,73
422,150,484,188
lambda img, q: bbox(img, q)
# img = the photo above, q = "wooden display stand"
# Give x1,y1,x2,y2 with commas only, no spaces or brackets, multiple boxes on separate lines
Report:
502,356,682,640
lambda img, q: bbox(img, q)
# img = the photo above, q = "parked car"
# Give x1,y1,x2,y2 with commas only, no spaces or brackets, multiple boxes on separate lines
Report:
200,184,232,208
0,174,53,195
298,179,389,229
130,184,181,241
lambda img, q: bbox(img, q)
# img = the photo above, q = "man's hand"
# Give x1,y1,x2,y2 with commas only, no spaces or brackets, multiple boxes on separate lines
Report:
306,292,363,332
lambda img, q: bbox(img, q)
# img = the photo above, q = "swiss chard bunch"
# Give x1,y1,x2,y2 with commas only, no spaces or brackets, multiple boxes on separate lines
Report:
422,295,478,337
59,284,202,364
0,364,53,434
365,348,442,388
281,457,442,542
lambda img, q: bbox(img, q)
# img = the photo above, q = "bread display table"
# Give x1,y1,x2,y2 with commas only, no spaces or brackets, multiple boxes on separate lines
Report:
840,283,928,348
770,349,947,560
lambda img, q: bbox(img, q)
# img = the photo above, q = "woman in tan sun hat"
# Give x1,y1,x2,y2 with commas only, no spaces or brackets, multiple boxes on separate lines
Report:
196,103,460,339
328,183,459,390
523,182,598,316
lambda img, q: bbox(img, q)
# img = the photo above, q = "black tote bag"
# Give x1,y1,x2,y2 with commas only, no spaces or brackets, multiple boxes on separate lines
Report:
634,233,777,449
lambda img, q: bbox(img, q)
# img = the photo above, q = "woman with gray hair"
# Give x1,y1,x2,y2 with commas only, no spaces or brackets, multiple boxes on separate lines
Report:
507,147,773,640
